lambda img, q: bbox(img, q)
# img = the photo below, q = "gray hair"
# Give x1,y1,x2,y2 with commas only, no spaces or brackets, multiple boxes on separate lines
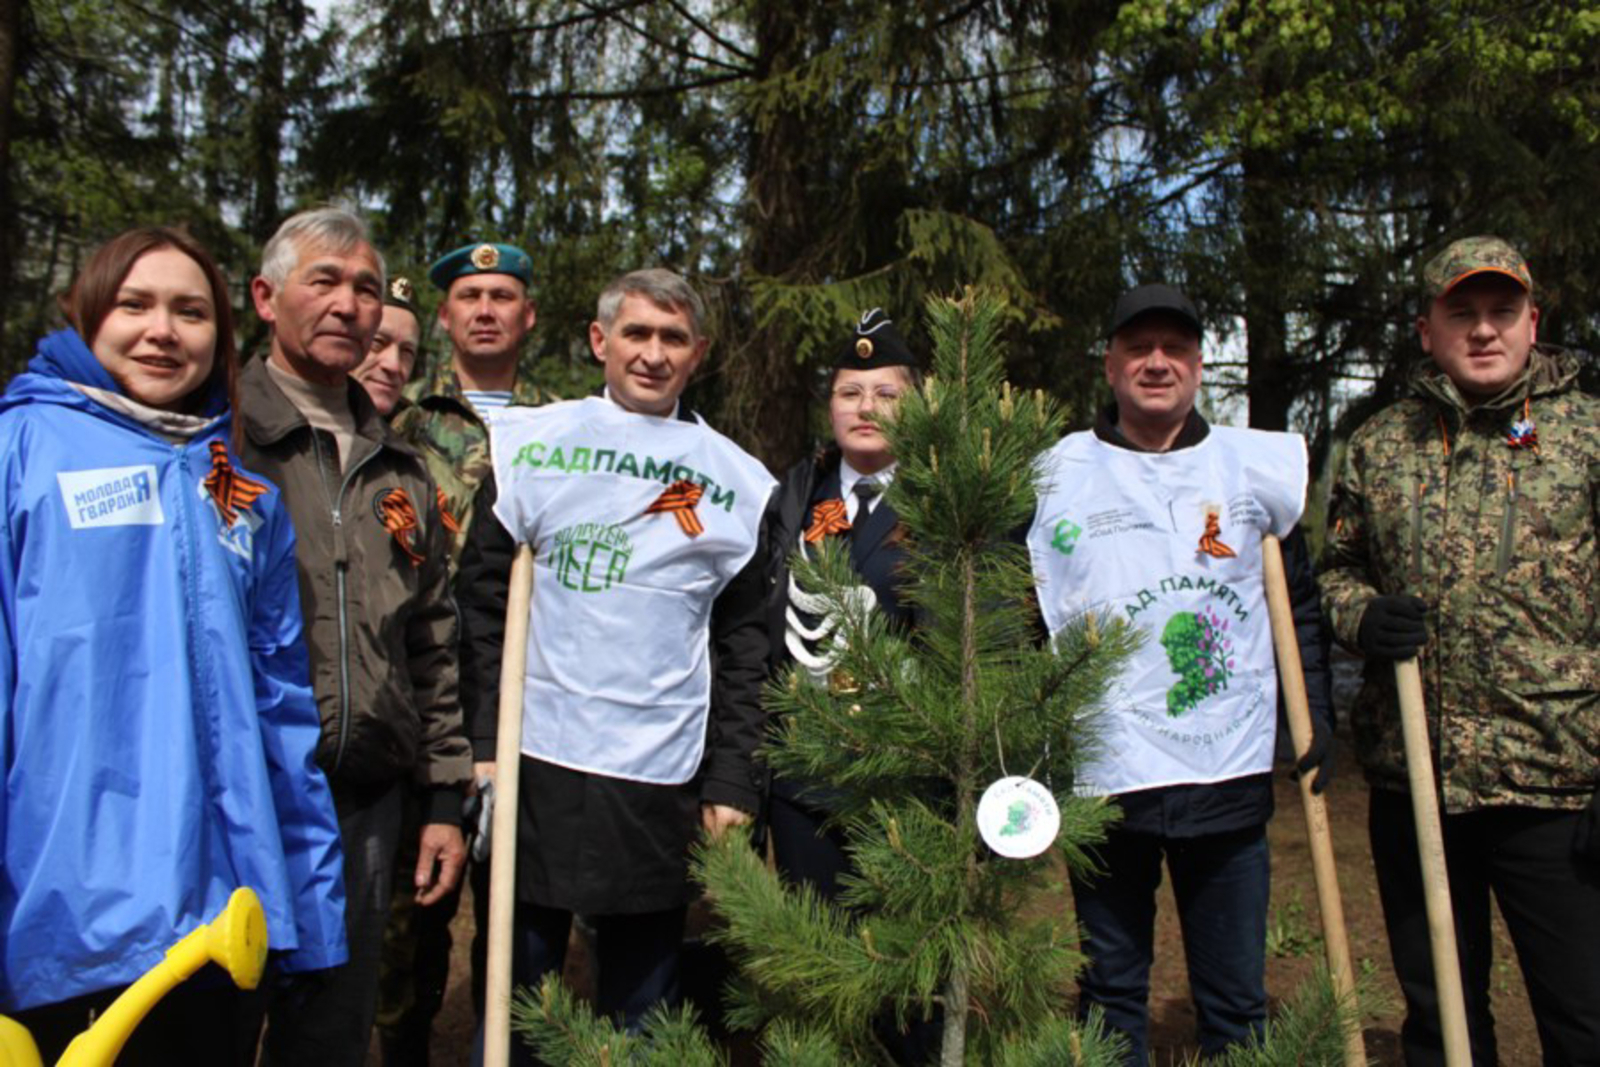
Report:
259,205,386,288
596,269,706,340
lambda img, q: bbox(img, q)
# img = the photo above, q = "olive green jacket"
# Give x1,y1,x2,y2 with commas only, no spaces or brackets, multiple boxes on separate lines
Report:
1320,346,1599,812
392,361,549,569
238,358,470,805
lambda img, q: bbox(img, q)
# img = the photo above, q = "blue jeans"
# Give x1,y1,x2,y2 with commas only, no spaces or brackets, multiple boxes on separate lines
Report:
1070,823,1269,1065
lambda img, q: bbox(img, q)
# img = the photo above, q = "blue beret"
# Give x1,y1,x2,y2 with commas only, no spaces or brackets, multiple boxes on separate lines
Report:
428,242,534,291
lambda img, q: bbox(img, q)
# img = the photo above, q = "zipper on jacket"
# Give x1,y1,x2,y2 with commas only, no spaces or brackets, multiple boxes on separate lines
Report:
1409,477,1425,578
175,447,209,752
1494,468,1518,578
310,430,380,775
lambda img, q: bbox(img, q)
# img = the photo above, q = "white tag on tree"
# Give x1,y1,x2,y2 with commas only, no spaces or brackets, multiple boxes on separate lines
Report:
977,776,1060,859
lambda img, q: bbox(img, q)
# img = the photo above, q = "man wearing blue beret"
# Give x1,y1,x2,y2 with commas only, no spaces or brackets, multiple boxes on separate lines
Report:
394,242,550,568
383,243,549,1065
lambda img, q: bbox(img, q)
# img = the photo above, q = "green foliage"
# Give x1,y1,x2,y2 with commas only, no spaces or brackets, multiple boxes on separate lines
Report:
1205,966,1370,1066
992,1008,1129,1066
511,975,727,1066
5,0,1600,473
1264,894,1322,960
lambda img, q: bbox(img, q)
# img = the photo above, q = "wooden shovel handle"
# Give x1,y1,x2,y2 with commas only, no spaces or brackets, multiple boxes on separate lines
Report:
1261,535,1365,1066
483,543,535,1067
1394,656,1472,1066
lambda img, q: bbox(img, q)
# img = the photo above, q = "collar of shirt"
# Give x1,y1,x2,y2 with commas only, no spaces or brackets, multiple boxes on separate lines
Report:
840,459,895,523
602,385,680,422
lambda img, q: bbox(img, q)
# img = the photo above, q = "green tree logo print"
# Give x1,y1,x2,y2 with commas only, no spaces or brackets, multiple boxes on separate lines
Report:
1000,799,1033,837
1160,604,1235,717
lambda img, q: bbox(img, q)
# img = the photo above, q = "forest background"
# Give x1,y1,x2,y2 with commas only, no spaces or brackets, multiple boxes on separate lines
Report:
1,0,1596,496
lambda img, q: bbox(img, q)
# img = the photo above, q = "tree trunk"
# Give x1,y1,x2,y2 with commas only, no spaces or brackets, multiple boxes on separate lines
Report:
0,0,24,354
247,1,290,243
725,0,813,471
1240,146,1292,431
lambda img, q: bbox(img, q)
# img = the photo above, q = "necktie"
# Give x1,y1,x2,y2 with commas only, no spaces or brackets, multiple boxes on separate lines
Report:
852,477,881,522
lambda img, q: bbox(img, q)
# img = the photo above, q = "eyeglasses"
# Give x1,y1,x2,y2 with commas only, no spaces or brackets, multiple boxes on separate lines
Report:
831,385,904,407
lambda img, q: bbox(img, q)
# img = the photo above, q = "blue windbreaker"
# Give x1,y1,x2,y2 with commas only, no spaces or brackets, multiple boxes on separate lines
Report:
0,330,347,1011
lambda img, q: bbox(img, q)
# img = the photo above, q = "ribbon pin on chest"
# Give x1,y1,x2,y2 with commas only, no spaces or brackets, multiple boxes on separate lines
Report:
646,479,706,537
804,498,851,542
1506,398,1539,452
1198,508,1236,560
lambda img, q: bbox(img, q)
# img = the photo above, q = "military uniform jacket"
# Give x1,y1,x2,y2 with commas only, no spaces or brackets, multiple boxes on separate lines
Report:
238,359,470,816
762,449,916,804
393,361,548,569
1321,346,1599,812
457,401,774,914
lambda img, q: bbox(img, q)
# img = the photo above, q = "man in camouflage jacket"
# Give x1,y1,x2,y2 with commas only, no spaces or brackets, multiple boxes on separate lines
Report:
1320,236,1600,1065
392,242,549,568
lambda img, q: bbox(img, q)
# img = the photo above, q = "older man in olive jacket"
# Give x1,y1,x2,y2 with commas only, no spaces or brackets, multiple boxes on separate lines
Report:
239,206,472,1067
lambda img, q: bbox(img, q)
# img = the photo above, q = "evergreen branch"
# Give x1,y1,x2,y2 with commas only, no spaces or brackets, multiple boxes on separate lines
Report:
436,0,656,43
930,0,994,31
110,0,231,61
994,1008,1131,1066
693,831,902,1034
512,975,729,1066
507,71,747,103
1207,965,1378,1066
758,1020,865,1067
571,0,753,74
659,0,756,64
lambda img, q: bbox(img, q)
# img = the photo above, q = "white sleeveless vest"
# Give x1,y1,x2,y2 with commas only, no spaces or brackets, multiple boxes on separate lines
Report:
1027,426,1307,796
490,398,777,785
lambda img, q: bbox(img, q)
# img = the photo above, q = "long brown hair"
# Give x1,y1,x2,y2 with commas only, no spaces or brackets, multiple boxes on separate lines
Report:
59,227,240,436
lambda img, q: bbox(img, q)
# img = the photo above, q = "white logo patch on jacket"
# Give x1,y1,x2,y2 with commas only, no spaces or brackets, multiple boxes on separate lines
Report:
57,465,165,529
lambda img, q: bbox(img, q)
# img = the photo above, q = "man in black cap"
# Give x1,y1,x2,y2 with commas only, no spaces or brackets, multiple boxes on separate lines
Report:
1025,284,1333,1064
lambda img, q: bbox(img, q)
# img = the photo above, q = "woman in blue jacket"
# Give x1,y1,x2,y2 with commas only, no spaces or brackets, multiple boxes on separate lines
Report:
0,227,346,1063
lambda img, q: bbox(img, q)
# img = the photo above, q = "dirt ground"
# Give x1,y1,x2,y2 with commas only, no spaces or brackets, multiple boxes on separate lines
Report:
404,661,1544,1065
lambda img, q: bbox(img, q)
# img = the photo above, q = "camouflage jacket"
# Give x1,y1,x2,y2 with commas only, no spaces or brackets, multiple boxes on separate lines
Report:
392,361,550,569
1320,345,1599,812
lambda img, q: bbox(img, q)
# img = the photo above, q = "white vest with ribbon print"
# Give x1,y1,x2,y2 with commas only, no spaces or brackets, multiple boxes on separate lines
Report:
1027,426,1307,796
490,397,777,785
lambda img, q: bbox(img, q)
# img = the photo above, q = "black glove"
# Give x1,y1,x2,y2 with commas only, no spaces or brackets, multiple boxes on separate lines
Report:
1295,711,1335,795
1575,792,1600,863
1357,595,1429,660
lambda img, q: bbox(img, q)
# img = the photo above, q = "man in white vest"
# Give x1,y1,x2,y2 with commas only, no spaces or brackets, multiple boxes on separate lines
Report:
457,269,775,1062
1026,284,1333,1064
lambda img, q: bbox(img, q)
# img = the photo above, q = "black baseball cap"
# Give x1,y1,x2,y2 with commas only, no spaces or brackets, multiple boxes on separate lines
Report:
1106,284,1202,339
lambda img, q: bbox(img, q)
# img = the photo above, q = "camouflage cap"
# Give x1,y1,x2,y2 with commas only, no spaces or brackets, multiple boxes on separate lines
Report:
1422,236,1532,301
